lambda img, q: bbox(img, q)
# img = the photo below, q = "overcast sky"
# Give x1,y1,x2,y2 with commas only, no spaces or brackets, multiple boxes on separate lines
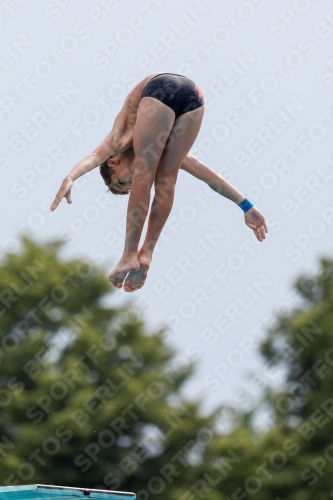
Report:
1,0,333,426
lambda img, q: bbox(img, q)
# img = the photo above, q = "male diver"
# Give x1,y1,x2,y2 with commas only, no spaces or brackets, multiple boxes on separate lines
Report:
51,72,267,292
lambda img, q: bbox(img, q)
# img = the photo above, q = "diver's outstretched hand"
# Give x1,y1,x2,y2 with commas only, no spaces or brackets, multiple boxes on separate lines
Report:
50,176,73,211
244,206,268,242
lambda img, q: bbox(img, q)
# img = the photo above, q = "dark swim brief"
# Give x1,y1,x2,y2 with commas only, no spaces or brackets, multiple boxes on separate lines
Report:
142,73,204,119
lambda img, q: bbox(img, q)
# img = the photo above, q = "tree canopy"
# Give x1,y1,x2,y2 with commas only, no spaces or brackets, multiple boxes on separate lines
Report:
0,236,216,498
1,237,333,499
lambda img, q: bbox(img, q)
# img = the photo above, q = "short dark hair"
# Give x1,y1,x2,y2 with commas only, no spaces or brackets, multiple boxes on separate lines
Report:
100,156,113,186
99,156,128,195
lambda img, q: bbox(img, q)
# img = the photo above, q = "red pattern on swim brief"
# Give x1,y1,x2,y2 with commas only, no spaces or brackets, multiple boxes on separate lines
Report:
195,83,204,101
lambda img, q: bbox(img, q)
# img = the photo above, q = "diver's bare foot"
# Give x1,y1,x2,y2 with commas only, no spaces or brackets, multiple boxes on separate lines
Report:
108,255,140,289
123,252,151,292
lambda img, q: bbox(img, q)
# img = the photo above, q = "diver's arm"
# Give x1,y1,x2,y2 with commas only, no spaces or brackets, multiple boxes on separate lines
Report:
180,153,268,241
50,107,132,211
180,153,244,203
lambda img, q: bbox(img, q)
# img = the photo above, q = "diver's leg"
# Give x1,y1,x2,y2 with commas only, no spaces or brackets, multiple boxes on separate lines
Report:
108,97,175,288
124,105,205,292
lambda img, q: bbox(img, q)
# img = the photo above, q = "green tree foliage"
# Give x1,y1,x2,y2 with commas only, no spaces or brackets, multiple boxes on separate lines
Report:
2,238,333,500
0,236,216,498
163,256,333,500
194,257,333,500
256,257,333,499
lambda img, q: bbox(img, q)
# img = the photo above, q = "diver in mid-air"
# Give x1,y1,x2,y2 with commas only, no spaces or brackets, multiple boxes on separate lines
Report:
51,72,267,292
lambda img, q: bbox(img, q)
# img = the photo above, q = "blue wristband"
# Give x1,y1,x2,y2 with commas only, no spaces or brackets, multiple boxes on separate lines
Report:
238,198,254,212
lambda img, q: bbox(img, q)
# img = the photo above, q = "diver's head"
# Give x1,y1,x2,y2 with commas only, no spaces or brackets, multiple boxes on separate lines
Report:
100,148,134,195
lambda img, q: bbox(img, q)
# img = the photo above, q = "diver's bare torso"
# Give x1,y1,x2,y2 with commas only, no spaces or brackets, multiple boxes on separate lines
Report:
116,72,164,149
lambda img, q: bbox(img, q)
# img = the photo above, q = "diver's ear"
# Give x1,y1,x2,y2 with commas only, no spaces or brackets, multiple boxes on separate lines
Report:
107,157,113,167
